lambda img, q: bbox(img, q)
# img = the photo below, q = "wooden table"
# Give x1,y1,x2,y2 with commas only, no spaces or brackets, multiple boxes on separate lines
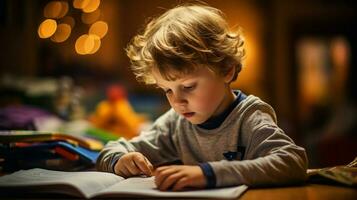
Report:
1,183,356,199
241,183,357,200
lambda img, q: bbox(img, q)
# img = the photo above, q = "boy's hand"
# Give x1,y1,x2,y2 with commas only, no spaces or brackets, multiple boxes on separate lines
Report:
114,152,154,178
154,165,206,191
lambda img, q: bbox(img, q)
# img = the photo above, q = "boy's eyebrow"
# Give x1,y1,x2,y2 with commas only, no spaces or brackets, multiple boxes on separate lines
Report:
155,78,197,88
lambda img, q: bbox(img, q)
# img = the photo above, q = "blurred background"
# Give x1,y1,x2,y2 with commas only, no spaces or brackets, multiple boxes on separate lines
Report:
0,0,356,168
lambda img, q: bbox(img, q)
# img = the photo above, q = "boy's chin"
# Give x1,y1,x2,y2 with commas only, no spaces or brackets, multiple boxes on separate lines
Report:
186,117,207,125
179,111,209,124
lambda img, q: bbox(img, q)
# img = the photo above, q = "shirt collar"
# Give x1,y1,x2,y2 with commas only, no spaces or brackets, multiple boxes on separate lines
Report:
197,90,245,130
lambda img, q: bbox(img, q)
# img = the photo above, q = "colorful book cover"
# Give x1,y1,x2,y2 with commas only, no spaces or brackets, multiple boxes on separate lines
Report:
0,130,103,151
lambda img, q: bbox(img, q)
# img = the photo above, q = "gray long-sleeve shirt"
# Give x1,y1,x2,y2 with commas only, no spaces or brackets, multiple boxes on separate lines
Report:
96,95,308,187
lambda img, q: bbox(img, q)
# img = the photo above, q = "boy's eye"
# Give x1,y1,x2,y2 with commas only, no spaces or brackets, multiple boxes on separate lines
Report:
183,84,196,91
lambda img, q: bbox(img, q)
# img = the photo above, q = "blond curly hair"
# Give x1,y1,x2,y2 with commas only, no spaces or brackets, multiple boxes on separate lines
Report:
126,4,245,84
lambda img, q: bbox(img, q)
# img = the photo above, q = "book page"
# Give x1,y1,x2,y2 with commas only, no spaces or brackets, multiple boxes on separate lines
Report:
95,176,248,199
0,169,248,199
0,168,124,198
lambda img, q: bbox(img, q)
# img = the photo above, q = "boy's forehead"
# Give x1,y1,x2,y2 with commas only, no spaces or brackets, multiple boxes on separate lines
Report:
151,66,198,83
152,65,217,85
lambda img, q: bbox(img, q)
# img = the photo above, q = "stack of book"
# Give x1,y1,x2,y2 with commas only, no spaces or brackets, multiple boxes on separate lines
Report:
0,130,103,172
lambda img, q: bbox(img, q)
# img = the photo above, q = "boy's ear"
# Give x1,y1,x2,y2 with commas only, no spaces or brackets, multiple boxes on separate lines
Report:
224,66,235,83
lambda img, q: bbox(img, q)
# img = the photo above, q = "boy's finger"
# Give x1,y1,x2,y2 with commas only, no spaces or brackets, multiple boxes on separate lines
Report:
118,166,131,178
133,155,153,176
144,157,154,175
154,167,178,187
126,160,141,175
159,172,184,191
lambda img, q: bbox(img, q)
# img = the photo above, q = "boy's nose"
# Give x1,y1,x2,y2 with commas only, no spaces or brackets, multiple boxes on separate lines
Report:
172,93,187,106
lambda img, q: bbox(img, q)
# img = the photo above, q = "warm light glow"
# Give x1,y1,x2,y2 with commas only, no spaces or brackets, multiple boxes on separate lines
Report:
73,0,81,9
75,34,102,55
330,37,350,68
51,23,71,43
82,0,101,13
297,38,328,105
40,0,106,55
89,21,108,38
44,1,61,18
38,19,57,38
57,1,69,19
60,16,75,28
88,34,101,54
231,34,260,92
73,0,91,9
330,37,351,97
75,34,92,55
44,1,68,19
81,9,101,24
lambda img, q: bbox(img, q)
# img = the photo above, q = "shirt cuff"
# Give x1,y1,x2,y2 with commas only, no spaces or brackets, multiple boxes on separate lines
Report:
198,163,216,188
110,155,121,173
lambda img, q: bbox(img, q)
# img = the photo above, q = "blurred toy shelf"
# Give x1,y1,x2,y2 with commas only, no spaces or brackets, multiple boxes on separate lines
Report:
0,76,168,173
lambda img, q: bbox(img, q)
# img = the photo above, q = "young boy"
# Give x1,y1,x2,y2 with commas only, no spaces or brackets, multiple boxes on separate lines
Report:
96,4,308,191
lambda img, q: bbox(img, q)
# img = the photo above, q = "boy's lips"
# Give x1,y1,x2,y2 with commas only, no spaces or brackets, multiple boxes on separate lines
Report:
182,112,195,118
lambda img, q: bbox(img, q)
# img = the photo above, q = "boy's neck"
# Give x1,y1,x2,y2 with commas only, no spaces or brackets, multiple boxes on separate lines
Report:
211,88,236,117
198,90,242,130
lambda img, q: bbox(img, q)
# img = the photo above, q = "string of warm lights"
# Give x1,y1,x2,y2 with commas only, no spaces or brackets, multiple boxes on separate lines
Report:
38,0,108,55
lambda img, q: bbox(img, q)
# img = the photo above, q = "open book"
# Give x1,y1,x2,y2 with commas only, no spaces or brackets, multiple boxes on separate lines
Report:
0,168,248,199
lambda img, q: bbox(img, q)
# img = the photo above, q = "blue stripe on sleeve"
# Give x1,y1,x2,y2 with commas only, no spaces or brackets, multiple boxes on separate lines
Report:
198,163,216,188
111,156,120,173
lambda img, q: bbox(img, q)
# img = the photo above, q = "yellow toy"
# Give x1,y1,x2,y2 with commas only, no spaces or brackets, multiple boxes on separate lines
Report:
90,85,148,139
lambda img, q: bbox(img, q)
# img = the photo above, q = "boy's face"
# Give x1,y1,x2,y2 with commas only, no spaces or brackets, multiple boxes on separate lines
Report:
152,66,235,124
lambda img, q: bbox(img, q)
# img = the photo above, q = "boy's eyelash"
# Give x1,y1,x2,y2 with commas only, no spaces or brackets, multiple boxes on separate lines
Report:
183,84,196,90
155,83,196,94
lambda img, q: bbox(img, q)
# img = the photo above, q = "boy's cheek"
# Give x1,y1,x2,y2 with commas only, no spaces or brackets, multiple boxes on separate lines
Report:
194,92,223,110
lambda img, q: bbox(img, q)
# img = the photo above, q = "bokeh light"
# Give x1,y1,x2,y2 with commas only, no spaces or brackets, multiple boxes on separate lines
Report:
88,34,101,54
75,34,101,55
73,0,91,9
40,0,107,55
82,0,101,13
51,23,71,43
38,19,57,38
89,21,108,39
44,1,68,19
81,9,101,24
60,16,75,28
